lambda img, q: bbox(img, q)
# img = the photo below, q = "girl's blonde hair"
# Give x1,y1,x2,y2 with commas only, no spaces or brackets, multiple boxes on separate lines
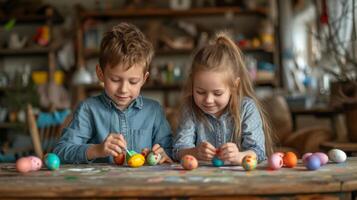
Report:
181,32,273,157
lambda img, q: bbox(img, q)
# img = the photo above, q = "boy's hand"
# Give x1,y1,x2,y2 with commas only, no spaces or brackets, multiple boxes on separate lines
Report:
195,141,216,161
100,133,127,157
151,144,173,164
218,142,242,164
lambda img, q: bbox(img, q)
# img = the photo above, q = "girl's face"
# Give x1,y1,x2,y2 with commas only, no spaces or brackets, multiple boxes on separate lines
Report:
96,63,148,110
193,70,232,117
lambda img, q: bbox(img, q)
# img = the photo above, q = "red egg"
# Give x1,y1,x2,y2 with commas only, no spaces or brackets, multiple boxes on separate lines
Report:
16,157,32,173
114,153,125,165
181,155,198,170
268,153,283,170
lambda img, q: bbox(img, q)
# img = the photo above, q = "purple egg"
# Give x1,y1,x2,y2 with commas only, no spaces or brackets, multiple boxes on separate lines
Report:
302,152,313,164
313,152,329,165
305,155,321,170
268,153,283,170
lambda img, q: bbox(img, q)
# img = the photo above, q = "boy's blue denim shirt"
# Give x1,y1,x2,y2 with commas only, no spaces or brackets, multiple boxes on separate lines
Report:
173,97,266,163
53,92,172,164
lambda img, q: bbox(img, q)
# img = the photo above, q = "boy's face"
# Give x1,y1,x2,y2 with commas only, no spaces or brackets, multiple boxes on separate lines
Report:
193,70,232,117
96,63,149,110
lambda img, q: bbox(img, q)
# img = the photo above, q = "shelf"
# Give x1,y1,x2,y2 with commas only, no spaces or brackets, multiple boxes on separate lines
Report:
84,47,273,59
80,7,268,19
254,79,277,87
78,83,182,92
0,47,53,56
0,15,64,24
0,122,25,129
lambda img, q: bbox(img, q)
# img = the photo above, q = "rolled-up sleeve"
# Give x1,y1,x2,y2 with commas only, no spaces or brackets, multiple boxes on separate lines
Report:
172,108,196,161
152,103,173,158
53,102,94,164
241,99,266,163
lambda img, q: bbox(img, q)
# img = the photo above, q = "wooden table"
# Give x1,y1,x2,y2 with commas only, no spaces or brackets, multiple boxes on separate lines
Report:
1,158,357,199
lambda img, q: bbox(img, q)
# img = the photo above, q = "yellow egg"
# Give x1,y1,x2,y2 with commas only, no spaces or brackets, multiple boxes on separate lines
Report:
127,154,145,168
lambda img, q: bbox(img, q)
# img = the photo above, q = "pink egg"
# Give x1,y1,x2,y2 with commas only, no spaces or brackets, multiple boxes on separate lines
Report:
313,152,329,165
268,153,283,170
16,157,32,173
181,155,198,170
28,156,43,171
302,152,313,164
275,152,284,158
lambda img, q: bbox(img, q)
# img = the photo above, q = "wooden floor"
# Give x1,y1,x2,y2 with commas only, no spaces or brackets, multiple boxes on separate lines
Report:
0,158,357,199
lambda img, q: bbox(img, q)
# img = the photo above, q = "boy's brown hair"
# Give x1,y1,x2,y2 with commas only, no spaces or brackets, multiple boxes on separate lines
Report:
99,22,154,72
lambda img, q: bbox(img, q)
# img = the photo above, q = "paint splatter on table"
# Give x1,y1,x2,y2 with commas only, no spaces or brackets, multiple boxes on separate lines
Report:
0,158,356,199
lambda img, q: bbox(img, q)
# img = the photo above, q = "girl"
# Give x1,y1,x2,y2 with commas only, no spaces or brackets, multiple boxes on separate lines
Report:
173,32,273,165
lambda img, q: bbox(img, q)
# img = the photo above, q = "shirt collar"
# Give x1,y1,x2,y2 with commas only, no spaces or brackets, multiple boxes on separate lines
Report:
101,91,143,110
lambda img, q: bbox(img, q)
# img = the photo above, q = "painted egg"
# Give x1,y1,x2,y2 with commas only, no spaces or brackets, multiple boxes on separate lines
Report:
114,152,125,165
328,149,347,163
313,152,329,165
16,157,32,173
268,153,283,170
305,155,321,170
44,153,60,170
127,154,145,168
181,155,198,170
242,155,257,171
28,156,42,171
141,148,150,158
283,152,297,168
126,150,138,162
212,156,224,167
302,152,313,164
146,152,161,166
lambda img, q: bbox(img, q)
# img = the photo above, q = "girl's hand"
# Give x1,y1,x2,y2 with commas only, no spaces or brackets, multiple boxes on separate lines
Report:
195,141,216,161
218,142,242,164
152,144,173,164
99,133,127,157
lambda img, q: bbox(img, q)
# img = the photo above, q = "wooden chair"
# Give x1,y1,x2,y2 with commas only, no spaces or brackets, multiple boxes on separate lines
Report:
262,95,333,157
27,104,71,159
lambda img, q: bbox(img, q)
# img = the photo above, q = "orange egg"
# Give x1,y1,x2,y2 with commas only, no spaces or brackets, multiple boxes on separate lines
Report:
283,152,297,168
181,155,198,170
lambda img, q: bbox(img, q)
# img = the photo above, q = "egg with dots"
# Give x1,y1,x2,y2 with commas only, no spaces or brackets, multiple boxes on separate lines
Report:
181,155,198,170
283,152,297,168
28,156,42,171
302,152,313,164
146,152,161,166
44,153,60,170
114,152,125,165
328,149,347,163
16,157,33,173
242,155,257,171
268,152,284,170
127,154,145,168
313,152,329,165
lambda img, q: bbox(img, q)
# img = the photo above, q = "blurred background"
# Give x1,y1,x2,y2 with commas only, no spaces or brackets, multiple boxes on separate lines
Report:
0,0,356,162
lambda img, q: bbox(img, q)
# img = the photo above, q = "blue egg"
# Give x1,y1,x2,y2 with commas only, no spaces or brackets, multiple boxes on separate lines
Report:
212,156,224,167
44,153,60,170
305,155,321,170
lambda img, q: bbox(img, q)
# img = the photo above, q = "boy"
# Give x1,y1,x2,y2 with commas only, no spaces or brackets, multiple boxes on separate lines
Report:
53,23,173,164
